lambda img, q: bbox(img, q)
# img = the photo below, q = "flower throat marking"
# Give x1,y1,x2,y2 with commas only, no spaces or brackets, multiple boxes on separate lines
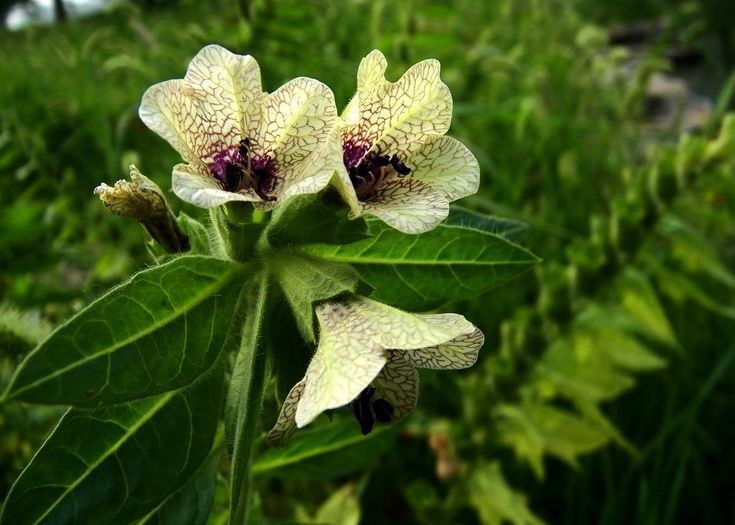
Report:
220,138,278,201
345,144,411,201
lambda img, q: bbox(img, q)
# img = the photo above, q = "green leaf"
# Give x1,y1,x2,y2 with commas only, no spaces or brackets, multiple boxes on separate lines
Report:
495,403,612,478
445,205,528,242
137,442,221,525
252,418,402,479
0,363,225,525
3,256,250,407
296,210,539,311
272,252,362,341
469,462,546,525
0,303,52,357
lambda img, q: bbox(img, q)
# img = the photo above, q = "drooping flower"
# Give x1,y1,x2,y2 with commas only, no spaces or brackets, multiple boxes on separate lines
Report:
267,295,484,445
326,50,480,234
139,45,337,209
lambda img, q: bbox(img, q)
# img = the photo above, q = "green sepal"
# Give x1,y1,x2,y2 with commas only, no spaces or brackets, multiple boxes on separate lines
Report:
177,212,212,255
211,203,267,262
270,251,363,341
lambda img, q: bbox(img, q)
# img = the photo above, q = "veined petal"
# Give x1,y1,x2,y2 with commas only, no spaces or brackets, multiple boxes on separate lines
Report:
180,45,263,164
373,351,419,421
254,77,338,205
405,326,484,370
405,136,480,202
172,163,259,208
295,333,386,428
323,297,475,351
267,380,305,446
353,50,452,158
361,177,449,234
139,45,264,167
184,44,264,136
139,80,201,165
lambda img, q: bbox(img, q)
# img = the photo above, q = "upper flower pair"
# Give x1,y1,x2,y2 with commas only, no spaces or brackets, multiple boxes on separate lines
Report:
139,45,479,233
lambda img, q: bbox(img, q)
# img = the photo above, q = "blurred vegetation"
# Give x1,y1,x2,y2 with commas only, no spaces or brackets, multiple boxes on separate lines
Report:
1,0,734,523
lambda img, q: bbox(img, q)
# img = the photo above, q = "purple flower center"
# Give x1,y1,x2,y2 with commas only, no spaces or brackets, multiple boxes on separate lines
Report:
210,138,278,202
342,140,412,201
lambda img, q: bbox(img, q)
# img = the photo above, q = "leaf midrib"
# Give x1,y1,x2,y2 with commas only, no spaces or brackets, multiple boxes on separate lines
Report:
7,265,237,401
29,393,174,525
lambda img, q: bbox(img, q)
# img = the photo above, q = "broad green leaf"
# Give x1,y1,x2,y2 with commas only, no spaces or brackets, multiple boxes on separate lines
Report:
445,205,528,242
272,252,362,341
0,363,225,525
3,256,250,407
535,339,634,403
137,443,221,525
252,418,402,479
296,210,539,310
469,462,545,525
495,403,612,478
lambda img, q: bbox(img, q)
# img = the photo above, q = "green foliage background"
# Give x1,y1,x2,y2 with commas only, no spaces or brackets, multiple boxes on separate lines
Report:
1,0,734,523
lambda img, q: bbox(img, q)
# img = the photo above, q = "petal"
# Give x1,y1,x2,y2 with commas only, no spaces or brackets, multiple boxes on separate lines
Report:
139,79,201,165
184,44,264,136
139,45,264,166
362,176,449,234
266,380,305,446
295,328,386,428
353,50,452,158
172,163,259,208
254,77,338,204
320,297,476,351
405,325,484,370
180,45,264,164
405,135,480,202
372,351,419,421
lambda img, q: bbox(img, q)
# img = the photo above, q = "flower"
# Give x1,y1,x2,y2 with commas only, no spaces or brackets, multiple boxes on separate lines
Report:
267,295,484,445
94,164,189,253
138,45,337,209
326,50,480,234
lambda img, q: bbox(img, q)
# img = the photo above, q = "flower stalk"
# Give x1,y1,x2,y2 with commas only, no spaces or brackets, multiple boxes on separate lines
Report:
228,273,271,525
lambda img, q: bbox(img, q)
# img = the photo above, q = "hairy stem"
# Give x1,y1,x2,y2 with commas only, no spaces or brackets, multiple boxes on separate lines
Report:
228,273,270,525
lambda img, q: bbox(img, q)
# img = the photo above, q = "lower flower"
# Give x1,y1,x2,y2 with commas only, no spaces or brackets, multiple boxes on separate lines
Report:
267,295,484,445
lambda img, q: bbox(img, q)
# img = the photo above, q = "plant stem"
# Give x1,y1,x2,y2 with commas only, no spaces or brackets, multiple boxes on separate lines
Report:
228,273,270,525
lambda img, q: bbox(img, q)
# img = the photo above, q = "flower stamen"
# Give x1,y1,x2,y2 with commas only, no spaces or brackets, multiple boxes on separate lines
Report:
218,138,278,202
350,385,395,435
345,145,412,201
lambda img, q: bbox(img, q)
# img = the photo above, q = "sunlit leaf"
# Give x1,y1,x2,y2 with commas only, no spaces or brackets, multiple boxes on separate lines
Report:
3,256,250,407
296,210,539,310
496,403,612,478
469,462,546,525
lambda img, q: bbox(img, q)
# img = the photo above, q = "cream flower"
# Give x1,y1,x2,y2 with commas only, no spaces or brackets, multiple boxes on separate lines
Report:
139,45,337,209
267,296,484,445
326,50,480,234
